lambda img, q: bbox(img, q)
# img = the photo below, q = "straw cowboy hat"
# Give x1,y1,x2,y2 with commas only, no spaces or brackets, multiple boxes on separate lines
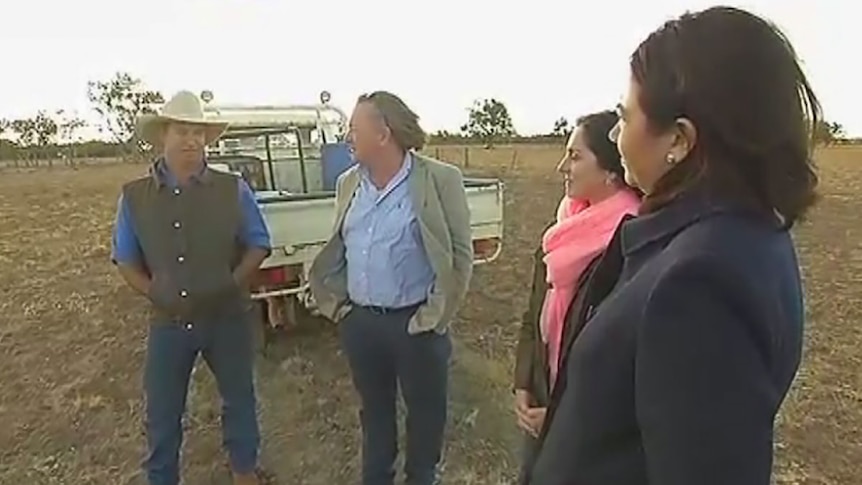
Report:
135,90,228,146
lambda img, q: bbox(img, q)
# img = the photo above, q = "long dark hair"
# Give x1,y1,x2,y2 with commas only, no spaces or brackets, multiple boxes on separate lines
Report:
631,6,819,228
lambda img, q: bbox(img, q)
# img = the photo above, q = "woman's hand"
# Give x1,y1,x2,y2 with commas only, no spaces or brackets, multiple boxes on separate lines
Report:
523,407,547,438
514,389,532,432
514,389,531,413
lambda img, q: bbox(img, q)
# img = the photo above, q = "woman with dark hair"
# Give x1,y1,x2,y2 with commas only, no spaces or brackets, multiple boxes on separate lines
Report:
512,110,640,481
525,6,818,485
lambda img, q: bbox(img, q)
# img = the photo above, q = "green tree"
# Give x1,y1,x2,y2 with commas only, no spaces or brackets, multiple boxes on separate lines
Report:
55,110,87,159
87,72,164,157
32,111,58,148
551,117,570,138
10,118,37,149
812,119,845,145
460,98,516,147
8,112,58,159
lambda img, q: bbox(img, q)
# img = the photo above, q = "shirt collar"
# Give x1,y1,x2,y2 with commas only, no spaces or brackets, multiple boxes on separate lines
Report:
150,157,212,189
359,151,413,191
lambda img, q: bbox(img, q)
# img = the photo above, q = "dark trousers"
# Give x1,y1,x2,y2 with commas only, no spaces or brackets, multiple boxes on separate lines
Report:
143,314,260,485
340,305,452,485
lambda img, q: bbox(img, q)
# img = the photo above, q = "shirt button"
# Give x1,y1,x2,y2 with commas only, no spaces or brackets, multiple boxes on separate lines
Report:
173,188,181,195
173,221,181,229
179,289,188,298
184,322,193,330
367,228,372,233
177,255,185,263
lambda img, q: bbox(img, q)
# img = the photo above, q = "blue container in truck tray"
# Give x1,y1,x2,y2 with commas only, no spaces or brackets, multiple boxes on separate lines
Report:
321,143,356,192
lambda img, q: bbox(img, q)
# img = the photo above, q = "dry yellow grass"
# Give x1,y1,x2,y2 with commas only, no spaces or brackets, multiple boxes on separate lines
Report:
0,143,858,484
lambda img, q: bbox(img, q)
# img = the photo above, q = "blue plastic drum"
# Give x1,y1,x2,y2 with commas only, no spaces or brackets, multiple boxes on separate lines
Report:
320,143,356,192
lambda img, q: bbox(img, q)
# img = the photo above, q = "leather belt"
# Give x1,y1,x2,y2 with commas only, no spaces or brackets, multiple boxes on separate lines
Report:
351,300,424,316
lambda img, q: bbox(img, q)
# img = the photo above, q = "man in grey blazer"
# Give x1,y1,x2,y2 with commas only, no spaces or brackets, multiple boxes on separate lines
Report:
309,91,473,485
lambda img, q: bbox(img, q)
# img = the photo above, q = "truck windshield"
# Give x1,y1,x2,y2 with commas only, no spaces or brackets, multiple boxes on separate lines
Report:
207,127,316,194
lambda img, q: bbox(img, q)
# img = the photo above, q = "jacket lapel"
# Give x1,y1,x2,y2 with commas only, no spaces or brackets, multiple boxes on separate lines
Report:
409,153,428,216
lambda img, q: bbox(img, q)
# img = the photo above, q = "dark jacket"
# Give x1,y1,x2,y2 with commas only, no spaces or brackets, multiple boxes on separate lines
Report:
526,191,805,485
513,242,599,407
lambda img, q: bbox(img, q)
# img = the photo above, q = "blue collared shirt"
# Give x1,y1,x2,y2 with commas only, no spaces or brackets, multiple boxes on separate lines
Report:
111,159,271,265
342,153,435,308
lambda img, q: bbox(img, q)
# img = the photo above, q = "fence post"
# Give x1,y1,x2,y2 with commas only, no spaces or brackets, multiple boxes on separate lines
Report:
463,146,470,168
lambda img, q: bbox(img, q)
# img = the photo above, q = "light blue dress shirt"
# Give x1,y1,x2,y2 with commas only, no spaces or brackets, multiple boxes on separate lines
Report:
342,153,435,308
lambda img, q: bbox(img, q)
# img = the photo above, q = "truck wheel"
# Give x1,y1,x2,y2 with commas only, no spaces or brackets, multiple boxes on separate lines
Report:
285,294,314,328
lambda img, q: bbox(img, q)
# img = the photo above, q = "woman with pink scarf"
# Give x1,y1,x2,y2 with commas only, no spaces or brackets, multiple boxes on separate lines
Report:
512,110,640,481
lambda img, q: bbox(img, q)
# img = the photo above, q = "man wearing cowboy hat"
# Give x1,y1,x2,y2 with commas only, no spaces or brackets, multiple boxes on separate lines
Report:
111,90,271,485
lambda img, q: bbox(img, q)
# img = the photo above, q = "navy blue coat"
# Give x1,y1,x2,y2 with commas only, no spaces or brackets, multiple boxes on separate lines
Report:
526,191,805,485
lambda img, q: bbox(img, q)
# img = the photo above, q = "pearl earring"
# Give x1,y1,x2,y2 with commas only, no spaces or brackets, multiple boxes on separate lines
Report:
665,153,676,164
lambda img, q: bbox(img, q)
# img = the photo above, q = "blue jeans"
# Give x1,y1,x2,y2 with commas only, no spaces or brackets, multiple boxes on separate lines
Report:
143,313,259,485
339,305,452,485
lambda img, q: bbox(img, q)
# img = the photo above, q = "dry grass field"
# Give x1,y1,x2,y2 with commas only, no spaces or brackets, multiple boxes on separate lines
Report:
0,143,859,484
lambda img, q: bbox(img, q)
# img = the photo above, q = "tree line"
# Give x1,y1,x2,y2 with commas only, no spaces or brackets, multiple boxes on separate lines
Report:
0,72,851,162
0,72,164,161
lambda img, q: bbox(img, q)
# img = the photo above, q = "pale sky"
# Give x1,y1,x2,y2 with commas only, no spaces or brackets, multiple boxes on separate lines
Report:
1,0,857,138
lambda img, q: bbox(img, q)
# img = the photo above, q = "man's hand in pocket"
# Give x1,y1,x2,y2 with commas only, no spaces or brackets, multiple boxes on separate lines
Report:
147,276,187,317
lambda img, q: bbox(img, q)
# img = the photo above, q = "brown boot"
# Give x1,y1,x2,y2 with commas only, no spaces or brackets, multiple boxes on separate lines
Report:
232,471,260,485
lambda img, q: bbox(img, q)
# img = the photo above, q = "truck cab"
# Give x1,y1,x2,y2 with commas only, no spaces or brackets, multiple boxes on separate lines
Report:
203,93,350,194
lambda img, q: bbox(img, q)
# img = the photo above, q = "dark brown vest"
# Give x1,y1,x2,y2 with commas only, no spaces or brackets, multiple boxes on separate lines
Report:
122,166,244,322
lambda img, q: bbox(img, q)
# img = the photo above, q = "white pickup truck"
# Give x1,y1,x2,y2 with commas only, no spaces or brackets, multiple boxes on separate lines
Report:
200,92,505,329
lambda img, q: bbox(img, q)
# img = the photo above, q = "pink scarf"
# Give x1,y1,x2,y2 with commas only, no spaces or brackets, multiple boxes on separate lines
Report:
541,189,640,386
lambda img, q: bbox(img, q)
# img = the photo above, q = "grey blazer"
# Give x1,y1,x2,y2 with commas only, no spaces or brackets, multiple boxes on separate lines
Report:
308,152,473,334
